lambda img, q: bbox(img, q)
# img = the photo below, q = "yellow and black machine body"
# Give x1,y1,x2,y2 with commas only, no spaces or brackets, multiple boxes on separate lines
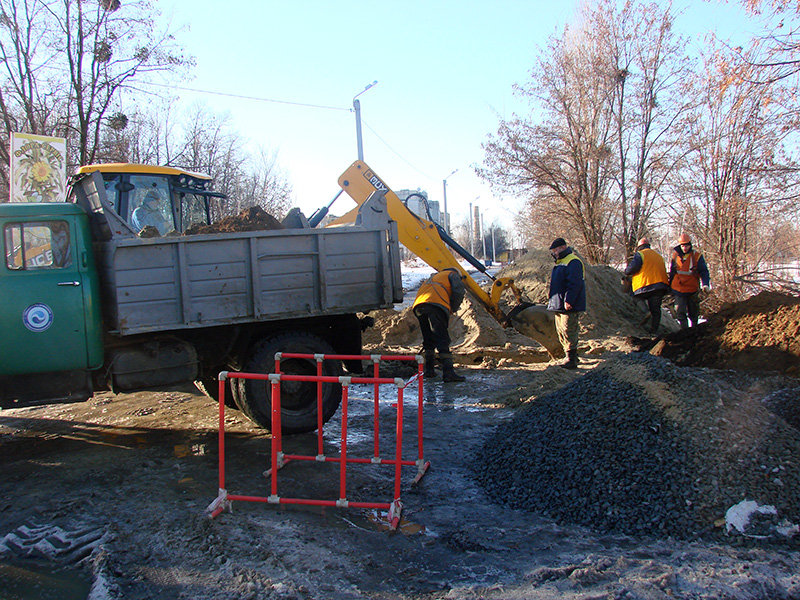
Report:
330,161,562,358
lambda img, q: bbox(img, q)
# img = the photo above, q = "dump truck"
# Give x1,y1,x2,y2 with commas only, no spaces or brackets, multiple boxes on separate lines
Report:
0,164,403,433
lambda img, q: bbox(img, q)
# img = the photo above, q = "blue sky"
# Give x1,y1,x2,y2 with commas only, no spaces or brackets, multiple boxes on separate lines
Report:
161,0,754,230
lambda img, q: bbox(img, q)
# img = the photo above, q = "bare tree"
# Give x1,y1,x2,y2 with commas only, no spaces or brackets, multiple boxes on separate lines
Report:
601,0,693,258
0,0,68,195
59,0,192,166
479,20,618,264
735,0,800,84
0,0,192,199
674,41,800,300
479,0,689,264
168,104,293,220
233,147,293,219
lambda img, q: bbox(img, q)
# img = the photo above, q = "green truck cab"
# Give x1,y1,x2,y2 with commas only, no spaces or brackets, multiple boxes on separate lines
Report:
0,202,103,403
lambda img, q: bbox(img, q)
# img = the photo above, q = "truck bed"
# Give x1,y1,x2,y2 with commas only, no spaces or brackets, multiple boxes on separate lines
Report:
95,225,401,335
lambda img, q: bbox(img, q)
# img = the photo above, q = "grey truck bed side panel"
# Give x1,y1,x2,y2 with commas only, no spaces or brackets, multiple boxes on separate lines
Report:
96,225,400,335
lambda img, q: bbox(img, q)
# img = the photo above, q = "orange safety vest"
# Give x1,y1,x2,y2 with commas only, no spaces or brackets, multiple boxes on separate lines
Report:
671,250,702,294
413,271,453,313
631,248,668,293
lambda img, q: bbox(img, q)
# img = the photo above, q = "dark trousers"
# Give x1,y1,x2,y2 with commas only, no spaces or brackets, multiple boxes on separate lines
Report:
413,303,451,355
674,291,700,328
635,289,666,332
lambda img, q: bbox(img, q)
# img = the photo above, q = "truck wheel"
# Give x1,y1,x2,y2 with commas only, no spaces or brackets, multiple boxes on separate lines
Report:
194,377,239,408
236,332,342,433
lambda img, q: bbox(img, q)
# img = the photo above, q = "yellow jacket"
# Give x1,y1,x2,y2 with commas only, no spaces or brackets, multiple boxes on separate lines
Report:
413,270,464,313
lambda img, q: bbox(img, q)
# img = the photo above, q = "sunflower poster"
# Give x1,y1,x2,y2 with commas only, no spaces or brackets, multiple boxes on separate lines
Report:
9,132,67,203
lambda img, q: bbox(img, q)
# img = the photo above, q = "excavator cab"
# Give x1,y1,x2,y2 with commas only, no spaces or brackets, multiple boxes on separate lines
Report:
71,164,225,235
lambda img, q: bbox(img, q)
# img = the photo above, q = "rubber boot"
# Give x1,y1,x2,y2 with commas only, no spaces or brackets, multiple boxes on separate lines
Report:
559,349,578,370
441,356,466,382
649,313,661,335
424,350,437,378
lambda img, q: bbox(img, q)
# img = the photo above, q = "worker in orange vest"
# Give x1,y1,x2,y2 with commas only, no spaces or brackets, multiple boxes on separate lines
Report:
623,237,669,334
412,268,466,382
669,233,711,328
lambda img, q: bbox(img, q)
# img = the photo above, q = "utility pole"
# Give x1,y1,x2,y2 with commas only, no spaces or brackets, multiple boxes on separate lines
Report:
442,169,457,233
468,202,473,255
353,81,377,161
472,204,481,258
491,224,496,263
480,210,487,262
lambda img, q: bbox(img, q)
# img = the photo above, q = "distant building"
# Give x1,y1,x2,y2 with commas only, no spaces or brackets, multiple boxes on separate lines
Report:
396,188,443,227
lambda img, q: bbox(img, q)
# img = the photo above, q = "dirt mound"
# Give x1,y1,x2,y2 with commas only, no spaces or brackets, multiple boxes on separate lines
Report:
500,248,678,340
365,249,669,360
184,206,283,234
652,291,800,375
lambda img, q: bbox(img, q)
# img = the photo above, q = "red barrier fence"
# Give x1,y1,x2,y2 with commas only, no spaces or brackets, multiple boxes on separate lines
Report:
206,354,429,530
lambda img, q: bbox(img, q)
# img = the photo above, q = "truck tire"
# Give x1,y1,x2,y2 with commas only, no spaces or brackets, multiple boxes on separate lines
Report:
236,332,343,433
194,377,239,408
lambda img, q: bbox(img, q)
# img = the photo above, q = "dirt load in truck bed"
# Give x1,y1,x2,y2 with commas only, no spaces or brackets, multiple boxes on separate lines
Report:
184,205,284,234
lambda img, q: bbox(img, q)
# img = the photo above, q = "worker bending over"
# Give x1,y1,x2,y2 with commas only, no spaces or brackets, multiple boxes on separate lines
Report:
412,268,467,382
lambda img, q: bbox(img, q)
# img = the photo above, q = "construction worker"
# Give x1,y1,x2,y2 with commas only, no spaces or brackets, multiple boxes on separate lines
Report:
412,268,466,382
547,238,586,369
623,237,669,334
669,233,711,328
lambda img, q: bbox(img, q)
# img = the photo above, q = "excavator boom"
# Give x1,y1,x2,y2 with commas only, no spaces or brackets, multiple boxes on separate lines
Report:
334,162,515,323
331,161,562,358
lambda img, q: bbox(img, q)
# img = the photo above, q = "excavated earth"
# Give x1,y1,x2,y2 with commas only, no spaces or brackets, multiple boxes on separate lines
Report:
1,249,800,599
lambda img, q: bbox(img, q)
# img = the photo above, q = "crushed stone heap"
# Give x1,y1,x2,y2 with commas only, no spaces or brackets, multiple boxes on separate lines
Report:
473,352,800,542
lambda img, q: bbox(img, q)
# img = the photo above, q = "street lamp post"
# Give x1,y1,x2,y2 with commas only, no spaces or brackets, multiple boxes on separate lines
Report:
353,80,378,161
480,210,487,262
442,169,457,234
470,197,480,256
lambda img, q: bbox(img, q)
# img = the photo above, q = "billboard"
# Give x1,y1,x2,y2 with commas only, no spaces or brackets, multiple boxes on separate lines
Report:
9,132,67,203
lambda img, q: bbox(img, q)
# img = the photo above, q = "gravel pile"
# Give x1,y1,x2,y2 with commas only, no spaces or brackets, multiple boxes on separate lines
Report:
473,353,800,542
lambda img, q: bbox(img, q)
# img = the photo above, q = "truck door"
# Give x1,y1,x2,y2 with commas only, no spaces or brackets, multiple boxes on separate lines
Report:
0,216,99,376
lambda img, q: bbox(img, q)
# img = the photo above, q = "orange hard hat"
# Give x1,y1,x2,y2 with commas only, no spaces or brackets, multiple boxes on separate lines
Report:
678,233,692,245
637,237,649,247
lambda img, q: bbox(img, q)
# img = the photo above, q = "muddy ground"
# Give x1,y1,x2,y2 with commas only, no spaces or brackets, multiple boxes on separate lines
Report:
1,254,799,599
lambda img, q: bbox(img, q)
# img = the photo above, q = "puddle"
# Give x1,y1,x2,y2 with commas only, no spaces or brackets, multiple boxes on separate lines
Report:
0,560,91,600
340,510,429,535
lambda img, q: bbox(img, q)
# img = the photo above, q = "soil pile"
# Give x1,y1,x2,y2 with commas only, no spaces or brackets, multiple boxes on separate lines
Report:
500,248,676,340
652,291,800,375
184,206,283,234
365,248,671,358
474,352,800,541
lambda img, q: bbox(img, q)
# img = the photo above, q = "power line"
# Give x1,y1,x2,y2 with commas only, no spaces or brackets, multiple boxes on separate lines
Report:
147,81,440,185
145,81,350,112
361,119,437,181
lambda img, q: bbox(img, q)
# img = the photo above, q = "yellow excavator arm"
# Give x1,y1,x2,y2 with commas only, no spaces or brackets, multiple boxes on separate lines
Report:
331,161,521,326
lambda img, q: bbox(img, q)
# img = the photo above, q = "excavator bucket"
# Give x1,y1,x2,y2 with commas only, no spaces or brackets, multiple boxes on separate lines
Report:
507,303,564,359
